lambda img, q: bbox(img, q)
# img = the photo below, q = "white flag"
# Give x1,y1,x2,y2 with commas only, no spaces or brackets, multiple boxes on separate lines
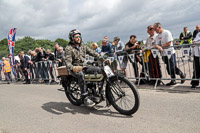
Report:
49,61,52,67
151,49,159,58
164,49,173,59
139,50,143,56
40,61,43,66
85,55,89,62
35,62,38,68
108,57,114,62
182,48,190,57
44,61,47,67
118,56,124,64
129,54,135,63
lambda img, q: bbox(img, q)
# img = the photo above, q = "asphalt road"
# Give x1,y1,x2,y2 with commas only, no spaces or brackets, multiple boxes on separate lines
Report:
0,83,200,133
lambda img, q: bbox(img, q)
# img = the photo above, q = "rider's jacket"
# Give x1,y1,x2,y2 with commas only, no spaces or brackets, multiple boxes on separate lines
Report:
65,42,99,71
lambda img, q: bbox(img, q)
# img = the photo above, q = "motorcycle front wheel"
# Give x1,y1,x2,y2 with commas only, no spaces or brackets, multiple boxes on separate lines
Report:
106,76,140,115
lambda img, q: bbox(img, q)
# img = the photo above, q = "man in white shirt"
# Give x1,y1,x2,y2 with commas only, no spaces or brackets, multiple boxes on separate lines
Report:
154,22,186,86
143,25,162,85
190,32,200,89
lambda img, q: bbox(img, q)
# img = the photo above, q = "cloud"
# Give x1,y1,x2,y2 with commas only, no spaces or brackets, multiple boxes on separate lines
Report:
0,0,70,39
0,0,199,43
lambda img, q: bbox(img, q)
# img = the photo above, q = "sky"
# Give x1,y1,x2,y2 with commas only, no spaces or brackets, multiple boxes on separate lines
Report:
0,0,200,43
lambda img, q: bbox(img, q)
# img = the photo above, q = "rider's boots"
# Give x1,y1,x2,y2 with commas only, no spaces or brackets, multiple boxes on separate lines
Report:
80,84,95,106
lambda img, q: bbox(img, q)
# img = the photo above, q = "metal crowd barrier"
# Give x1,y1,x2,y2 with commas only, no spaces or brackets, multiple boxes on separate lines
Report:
93,43,200,88
1,43,200,88
0,60,60,84
29,60,58,83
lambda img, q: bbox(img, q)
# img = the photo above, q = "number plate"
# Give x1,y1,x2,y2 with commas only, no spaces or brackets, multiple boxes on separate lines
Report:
104,65,114,77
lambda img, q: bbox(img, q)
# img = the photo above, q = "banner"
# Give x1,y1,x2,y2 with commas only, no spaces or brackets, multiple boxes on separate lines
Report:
8,28,17,66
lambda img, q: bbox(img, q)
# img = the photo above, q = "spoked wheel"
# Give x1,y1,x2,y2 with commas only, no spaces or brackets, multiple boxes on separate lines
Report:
107,76,140,115
64,79,82,106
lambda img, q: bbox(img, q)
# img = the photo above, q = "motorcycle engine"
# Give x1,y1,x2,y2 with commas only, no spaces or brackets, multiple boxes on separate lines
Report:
84,66,104,82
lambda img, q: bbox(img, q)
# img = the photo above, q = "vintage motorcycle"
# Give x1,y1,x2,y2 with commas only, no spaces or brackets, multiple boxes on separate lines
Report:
57,56,140,115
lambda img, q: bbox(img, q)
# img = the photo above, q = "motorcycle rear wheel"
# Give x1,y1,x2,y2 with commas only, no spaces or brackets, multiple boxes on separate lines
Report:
64,79,82,106
107,76,140,115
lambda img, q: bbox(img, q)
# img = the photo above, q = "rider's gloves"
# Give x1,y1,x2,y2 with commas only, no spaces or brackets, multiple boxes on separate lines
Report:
73,66,83,73
105,59,111,65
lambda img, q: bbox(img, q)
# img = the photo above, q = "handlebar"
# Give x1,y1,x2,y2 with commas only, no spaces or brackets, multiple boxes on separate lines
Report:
115,51,129,55
86,61,99,66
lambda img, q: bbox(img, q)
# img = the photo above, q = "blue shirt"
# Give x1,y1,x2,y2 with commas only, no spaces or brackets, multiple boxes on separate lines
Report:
101,43,112,54
95,47,101,54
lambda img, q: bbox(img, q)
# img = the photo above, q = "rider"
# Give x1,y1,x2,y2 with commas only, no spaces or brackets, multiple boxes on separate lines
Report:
65,29,100,105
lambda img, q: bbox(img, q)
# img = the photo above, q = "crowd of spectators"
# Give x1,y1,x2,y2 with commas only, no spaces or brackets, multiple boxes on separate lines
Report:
0,23,200,89
0,43,65,84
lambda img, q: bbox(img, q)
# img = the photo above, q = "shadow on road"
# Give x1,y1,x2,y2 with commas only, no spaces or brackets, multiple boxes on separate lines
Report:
41,102,132,118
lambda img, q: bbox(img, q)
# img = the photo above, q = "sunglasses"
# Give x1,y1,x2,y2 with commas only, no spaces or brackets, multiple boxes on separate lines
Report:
149,28,154,31
74,36,81,39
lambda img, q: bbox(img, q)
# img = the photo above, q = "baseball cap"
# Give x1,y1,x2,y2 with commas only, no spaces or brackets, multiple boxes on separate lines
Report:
102,39,108,43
